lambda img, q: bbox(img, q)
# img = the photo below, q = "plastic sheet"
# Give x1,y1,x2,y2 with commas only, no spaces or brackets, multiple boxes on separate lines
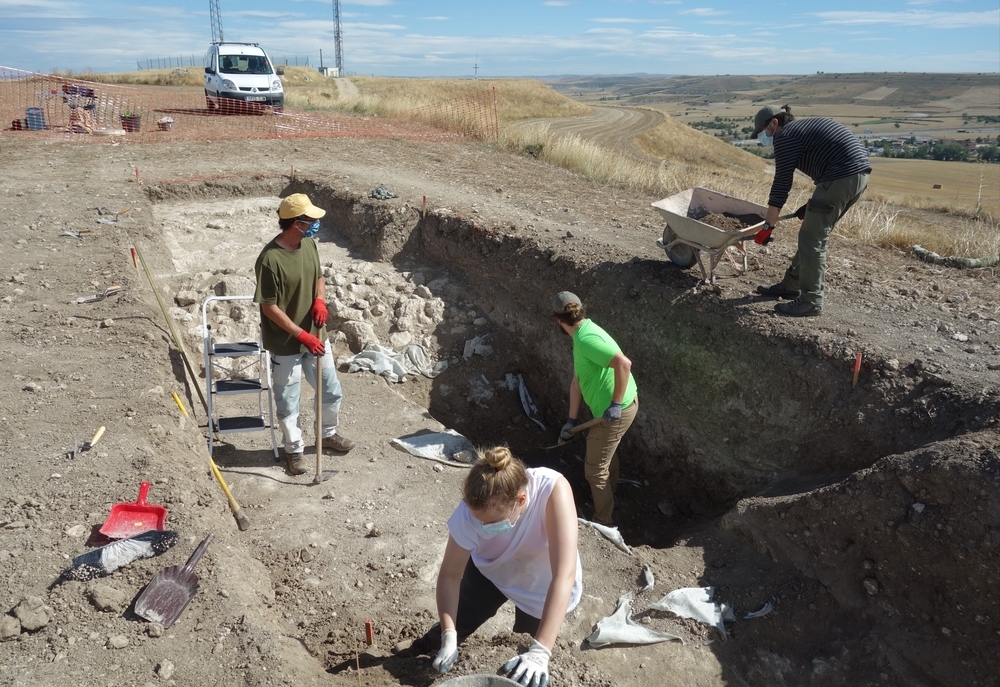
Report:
645,587,734,640
585,594,683,648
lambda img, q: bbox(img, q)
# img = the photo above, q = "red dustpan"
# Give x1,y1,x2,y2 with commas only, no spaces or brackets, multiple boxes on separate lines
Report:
99,482,168,539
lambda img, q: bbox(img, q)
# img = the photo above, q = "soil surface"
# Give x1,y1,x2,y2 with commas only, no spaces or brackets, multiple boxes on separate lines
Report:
0,130,997,687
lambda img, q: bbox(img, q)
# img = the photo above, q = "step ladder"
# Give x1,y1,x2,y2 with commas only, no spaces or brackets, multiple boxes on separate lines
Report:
201,296,279,459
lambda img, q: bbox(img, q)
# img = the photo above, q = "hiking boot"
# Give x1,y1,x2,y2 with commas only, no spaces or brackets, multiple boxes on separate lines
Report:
285,452,307,475
322,433,355,453
756,283,800,299
774,298,822,317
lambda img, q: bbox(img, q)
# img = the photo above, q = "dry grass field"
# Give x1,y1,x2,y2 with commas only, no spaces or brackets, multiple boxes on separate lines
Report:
41,67,1000,257
868,158,999,216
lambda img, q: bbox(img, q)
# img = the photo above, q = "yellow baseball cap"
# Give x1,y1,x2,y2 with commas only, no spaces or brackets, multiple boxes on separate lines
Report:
278,193,326,220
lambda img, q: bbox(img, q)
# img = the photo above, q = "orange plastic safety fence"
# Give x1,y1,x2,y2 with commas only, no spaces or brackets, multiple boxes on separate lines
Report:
0,67,498,144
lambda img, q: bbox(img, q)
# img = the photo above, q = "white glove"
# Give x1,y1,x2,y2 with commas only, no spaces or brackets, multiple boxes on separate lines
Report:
500,639,551,687
432,628,458,674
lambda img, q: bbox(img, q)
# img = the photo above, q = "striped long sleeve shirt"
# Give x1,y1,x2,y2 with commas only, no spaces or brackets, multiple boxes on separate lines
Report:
768,117,871,209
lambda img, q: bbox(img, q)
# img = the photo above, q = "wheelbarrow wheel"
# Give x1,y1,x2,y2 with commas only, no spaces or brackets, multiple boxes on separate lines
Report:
662,226,697,268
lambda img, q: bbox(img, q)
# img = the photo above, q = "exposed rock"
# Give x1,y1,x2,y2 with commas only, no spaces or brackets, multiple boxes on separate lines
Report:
174,291,198,307
213,276,255,297
88,583,128,613
341,321,378,353
13,597,49,632
0,615,20,641
107,635,129,649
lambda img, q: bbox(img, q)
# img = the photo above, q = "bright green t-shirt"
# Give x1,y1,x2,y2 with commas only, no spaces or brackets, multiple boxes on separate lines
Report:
253,237,326,356
572,319,637,418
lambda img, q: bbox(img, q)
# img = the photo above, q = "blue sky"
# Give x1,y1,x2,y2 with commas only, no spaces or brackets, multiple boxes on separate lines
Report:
1,0,998,76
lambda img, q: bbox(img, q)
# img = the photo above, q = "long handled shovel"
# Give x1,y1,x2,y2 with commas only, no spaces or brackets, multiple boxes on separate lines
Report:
314,351,324,484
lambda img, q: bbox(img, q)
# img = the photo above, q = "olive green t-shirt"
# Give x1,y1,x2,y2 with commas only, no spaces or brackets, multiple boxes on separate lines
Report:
572,319,638,418
253,237,326,356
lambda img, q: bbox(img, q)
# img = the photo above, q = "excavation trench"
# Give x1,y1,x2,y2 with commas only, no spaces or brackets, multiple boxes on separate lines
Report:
141,176,997,685
148,176,987,524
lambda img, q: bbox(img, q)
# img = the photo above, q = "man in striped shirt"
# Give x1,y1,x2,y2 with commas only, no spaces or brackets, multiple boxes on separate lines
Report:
750,105,872,317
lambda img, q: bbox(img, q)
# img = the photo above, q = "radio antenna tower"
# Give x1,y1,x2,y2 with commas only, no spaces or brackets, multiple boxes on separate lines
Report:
209,0,224,42
332,0,344,73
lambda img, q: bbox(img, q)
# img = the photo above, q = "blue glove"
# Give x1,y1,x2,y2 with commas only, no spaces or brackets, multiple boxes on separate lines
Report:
559,418,578,442
501,640,551,687
432,629,458,674
603,401,622,422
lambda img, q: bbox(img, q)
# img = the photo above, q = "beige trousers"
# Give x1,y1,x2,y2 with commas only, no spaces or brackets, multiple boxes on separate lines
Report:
585,399,638,526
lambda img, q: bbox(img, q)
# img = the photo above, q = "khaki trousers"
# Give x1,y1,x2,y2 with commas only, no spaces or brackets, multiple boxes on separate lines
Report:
585,399,638,526
781,172,869,307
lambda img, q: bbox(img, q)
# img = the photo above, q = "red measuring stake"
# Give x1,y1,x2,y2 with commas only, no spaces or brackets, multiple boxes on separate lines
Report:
364,618,374,646
852,353,862,388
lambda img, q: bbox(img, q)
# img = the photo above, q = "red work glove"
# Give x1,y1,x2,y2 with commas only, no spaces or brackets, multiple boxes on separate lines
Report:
754,223,774,246
296,330,326,356
310,298,328,327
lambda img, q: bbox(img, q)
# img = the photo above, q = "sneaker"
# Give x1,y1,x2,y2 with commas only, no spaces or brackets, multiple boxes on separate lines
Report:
322,433,355,453
285,452,307,475
774,298,822,317
756,283,800,299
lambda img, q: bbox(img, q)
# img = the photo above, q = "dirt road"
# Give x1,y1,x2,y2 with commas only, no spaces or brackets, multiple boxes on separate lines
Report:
512,105,663,160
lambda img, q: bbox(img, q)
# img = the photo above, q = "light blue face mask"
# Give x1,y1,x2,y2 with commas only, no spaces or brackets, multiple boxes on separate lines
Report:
757,128,773,147
301,219,321,238
479,501,519,537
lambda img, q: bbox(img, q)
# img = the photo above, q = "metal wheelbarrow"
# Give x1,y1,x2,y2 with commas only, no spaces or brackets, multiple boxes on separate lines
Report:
651,187,767,284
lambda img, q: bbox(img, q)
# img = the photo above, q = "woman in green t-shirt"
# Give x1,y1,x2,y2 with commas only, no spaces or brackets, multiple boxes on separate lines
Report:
553,292,638,526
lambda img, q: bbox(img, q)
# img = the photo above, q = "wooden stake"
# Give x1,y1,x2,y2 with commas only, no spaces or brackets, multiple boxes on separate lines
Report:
134,166,141,185
852,353,862,388
130,246,139,270
290,165,296,181
422,195,427,219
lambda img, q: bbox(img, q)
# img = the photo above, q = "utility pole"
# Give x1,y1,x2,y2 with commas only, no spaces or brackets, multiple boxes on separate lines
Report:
474,53,479,80
209,0,224,43
332,0,344,74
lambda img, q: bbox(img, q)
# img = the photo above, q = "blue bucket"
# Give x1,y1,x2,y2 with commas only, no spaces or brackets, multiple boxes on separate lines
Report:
26,107,46,130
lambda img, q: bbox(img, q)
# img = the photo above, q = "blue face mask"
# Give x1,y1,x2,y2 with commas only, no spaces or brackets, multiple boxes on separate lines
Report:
479,502,520,537
301,220,321,238
757,127,773,147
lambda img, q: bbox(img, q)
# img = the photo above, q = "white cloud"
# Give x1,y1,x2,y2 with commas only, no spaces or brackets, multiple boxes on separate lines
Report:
815,9,1000,29
423,16,449,21
593,17,646,23
678,7,728,16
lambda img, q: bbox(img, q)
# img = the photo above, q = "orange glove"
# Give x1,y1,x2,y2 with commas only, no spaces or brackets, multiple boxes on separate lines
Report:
310,298,328,327
296,330,325,356
754,223,774,245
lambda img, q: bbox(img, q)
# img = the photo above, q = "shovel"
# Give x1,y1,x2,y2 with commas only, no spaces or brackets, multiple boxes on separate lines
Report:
134,533,214,628
541,416,604,450
99,482,168,539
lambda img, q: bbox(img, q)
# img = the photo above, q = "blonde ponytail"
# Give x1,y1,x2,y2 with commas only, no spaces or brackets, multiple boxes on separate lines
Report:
463,446,528,510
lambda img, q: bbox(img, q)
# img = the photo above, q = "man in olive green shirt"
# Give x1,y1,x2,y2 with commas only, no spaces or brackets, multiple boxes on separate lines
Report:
254,193,354,475
553,292,638,526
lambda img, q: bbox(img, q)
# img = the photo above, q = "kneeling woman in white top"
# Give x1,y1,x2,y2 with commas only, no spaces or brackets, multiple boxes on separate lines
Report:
431,446,582,687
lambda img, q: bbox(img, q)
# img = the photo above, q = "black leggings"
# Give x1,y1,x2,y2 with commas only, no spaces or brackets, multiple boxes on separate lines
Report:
455,558,541,641
415,558,541,652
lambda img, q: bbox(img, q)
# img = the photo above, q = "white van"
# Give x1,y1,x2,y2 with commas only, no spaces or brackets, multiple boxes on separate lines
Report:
204,42,284,112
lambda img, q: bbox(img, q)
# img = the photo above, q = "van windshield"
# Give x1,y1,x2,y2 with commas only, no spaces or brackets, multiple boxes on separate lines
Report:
219,55,272,75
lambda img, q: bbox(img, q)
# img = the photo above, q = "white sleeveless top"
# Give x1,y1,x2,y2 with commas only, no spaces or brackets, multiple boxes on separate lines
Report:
447,467,583,619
